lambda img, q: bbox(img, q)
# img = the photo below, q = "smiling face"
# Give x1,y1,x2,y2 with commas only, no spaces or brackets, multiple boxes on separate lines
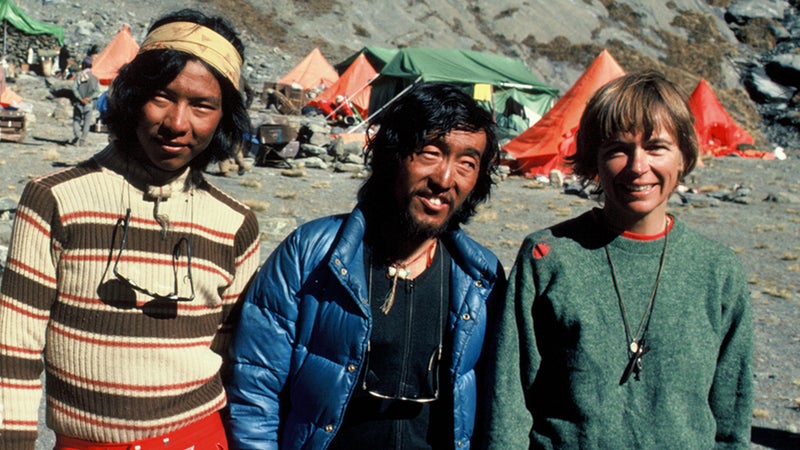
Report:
394,129,487,238
597,123,685,235
135,60,223,174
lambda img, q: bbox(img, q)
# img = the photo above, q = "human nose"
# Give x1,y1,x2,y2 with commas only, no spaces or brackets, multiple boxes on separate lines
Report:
629,147,649,175
429,158,455,190
162,103,190,135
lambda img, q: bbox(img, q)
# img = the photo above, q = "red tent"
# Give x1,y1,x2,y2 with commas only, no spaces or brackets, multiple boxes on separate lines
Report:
503,49,625,177
306,53,378,119
689,78,757,157
92,24,139,85
278,48,339,91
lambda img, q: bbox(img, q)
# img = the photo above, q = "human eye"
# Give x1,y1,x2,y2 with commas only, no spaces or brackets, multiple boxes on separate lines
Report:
417,145,443,161
646,139,676,154
193,102,216,111
150,90,172,105
458,153,479,172
599,142,626,160
190,98,221,115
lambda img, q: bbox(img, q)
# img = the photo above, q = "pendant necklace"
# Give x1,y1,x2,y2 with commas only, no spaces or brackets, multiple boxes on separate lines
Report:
604,217,670,385
381,239,437,314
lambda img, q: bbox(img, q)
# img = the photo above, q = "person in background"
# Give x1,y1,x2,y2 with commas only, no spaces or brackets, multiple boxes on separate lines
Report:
217,74,255,176
0,8,261,449
482,71,753,449
226,82,505,449
331,94,358,126
264,87,279,111
58,44,71,79
70,56,100,146
86,43,100,63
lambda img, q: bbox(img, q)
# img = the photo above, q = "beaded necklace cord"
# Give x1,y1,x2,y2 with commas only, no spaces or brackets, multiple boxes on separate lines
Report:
604,217,670,385
381,239,437,314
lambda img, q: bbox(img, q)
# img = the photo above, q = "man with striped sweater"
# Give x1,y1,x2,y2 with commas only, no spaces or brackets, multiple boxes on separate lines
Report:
0,9,260,449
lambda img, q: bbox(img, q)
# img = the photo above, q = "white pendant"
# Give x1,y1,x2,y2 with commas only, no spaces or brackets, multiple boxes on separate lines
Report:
629,341,639,354
387,265,410,279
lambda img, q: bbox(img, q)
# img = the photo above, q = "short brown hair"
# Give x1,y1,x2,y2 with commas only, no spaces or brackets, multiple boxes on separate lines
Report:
569,71,698,181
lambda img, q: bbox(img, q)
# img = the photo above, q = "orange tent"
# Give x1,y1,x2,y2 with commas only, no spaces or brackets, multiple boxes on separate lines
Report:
306,53,378,119
278,48,339,91
689,78,757,157
91,24,139,86
504,49,625,177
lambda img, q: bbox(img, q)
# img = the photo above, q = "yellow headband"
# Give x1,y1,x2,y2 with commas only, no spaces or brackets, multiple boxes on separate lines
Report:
139,21,242,90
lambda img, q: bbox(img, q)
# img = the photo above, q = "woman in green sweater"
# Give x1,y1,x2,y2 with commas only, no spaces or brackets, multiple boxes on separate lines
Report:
482,71,753,449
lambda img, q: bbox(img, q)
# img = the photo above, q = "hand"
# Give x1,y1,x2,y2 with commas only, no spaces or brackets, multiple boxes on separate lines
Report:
81,97,90,105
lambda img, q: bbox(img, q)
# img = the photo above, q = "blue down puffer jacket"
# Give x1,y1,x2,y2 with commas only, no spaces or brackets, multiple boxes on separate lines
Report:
226,207,504,449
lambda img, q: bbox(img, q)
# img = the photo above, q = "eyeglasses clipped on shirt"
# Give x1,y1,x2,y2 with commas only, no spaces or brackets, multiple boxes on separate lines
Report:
113,208,195,302
360,343,442,403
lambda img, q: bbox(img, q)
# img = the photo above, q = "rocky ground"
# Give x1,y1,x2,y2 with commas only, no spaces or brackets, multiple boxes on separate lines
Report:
0,72,797,448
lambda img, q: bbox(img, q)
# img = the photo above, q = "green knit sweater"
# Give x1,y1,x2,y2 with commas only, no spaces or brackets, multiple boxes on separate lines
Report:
482,209,753,449
0,144,261,448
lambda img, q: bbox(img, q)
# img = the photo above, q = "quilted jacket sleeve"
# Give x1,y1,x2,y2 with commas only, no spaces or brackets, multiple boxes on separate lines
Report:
225,231,304,449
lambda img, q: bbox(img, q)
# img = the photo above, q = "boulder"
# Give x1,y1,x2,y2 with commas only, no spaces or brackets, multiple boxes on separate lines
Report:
0,197,19,212
726,0,787,24
765,53,800,87
745,66,795,103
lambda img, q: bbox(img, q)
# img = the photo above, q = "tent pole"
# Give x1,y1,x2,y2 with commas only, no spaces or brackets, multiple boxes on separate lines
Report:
346,75,422,133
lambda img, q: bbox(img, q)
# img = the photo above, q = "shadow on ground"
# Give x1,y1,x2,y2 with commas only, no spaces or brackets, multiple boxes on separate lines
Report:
32,136,71,146
752,426,800,449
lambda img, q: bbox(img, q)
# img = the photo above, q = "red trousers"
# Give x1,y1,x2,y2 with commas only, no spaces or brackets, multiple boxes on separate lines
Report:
55,412,227,450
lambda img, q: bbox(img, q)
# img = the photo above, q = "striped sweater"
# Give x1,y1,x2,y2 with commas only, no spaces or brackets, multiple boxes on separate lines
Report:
0,144,261,448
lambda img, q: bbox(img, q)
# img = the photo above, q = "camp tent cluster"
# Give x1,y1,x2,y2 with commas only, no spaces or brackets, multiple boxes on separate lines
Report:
288,46,764,177
291,46,560,135
499,50,767,177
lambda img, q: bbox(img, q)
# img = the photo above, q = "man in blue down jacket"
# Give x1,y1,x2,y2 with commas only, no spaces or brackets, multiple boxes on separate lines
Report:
226,83,505,449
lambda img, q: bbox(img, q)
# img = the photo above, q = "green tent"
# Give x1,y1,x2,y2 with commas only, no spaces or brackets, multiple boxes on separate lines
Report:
368,47,558,119
1,0,64,54
335,46,398,74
